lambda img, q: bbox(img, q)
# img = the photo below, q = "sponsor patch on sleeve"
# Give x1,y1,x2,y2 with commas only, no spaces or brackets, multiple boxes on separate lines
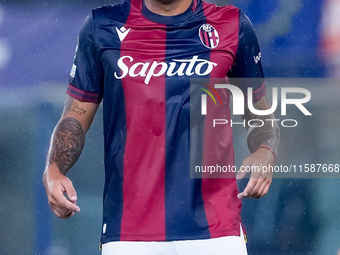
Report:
70,63,77,78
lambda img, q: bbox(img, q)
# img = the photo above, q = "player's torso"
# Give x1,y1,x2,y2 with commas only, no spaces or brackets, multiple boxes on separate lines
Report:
94,0,242,242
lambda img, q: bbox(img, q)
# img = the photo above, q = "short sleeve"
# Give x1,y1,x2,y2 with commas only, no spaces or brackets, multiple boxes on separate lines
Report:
67,12,103,103
228,10,266,101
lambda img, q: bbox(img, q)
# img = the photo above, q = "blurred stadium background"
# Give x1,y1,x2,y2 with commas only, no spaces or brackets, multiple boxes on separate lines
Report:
0,0,340,254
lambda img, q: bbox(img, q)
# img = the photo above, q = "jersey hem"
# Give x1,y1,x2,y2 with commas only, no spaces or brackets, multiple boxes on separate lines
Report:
101,229,240,243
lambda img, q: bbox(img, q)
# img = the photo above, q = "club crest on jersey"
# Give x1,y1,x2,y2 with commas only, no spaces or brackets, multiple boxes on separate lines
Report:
199,24,219,49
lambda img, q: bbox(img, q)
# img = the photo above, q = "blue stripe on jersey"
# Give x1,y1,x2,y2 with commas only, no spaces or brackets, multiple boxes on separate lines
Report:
228,9,265,93
164,0,211,240
97,1,132,243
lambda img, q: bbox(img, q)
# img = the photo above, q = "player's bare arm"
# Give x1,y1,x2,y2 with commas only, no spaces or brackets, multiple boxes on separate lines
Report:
43,95,98,218
237,93,280,199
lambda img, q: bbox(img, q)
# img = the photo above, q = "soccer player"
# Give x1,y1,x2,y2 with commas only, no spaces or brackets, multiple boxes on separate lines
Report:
42,0,279,254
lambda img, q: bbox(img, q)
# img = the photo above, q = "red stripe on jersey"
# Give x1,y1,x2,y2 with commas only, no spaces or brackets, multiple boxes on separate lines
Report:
201,3,242,238
192,0,198,12
119,1,166,241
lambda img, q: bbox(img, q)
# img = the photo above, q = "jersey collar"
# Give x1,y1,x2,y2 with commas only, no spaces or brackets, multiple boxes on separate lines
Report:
141,0,194,25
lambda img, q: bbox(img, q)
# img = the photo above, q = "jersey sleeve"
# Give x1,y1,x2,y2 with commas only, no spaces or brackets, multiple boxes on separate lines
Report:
67,11,103,103
228,10,266,101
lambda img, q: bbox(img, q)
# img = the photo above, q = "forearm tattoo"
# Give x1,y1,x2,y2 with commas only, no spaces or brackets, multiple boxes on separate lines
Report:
243,94,280,156
48,117,85,175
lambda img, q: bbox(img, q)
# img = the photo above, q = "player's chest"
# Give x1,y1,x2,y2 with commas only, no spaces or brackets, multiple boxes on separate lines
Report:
98,22,237,83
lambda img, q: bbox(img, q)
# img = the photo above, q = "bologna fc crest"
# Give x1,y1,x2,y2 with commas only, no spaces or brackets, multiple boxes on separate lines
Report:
199,24,219,49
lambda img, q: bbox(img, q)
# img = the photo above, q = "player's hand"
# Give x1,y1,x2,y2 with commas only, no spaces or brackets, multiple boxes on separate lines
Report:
42,167,80,218
236,146,275,199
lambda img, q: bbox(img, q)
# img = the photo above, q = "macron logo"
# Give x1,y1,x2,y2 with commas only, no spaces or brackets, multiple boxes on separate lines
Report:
116,27,131,42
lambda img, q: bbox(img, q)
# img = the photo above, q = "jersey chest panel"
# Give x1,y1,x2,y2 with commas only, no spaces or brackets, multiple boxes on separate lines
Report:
98,20,237,89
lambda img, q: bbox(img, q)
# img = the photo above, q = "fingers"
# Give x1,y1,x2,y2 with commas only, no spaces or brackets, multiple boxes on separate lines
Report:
257,179,271,197
50,202,75,219
62,179,79,207
238,177,272,199
237,149,274,199
49,190,80,218
237,158,253,198
45,175,81,218
237,178,257,199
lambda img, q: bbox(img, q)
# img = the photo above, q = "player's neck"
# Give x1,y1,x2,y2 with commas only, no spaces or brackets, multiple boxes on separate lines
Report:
144,0,192,16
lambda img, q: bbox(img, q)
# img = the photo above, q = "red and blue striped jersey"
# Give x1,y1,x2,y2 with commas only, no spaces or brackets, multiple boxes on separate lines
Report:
67,0,265,243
